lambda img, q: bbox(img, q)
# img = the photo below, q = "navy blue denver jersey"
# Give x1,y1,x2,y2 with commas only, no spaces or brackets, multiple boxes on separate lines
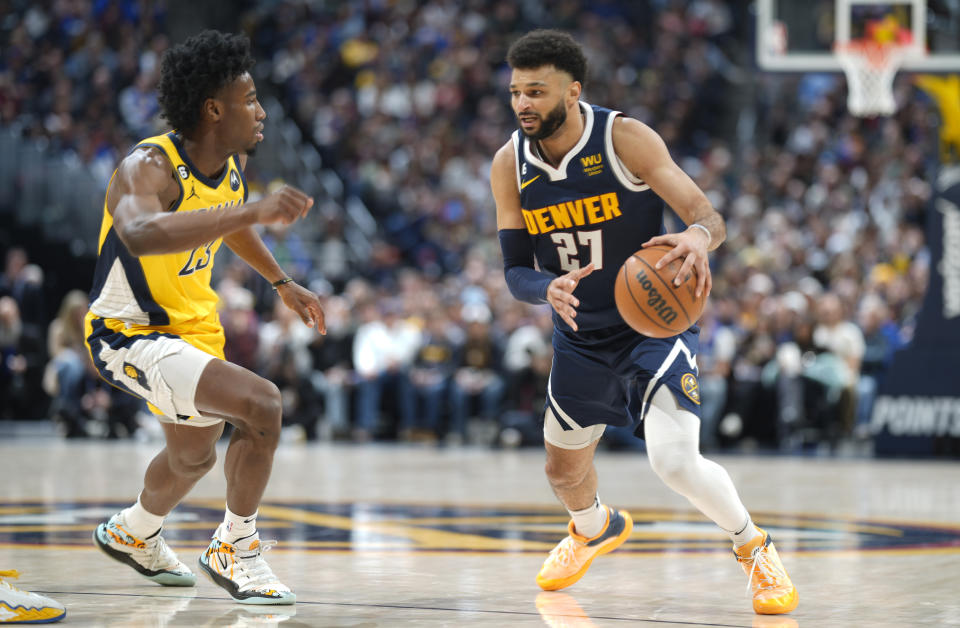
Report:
514,102,666,331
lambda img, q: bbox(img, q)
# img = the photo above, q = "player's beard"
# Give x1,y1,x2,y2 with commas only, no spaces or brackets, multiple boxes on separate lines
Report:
521,99,567,140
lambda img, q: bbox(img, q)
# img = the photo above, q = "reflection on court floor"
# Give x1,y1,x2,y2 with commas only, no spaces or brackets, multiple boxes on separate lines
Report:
2,441,959,626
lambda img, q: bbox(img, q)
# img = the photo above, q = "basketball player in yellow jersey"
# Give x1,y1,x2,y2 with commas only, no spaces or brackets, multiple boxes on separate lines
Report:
85,30,322,605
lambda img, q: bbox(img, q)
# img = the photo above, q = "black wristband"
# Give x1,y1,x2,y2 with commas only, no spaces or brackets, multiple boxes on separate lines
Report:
271,277,294,290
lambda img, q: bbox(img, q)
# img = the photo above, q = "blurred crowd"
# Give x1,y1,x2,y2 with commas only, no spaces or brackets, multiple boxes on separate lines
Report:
0,1,942,452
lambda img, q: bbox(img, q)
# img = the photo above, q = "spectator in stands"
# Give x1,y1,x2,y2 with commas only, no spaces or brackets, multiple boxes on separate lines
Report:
448,303,505,446
118,70,159,138
812,292,865,441
723,280,779,448
0,285,46,421
500,307,553,447
218,285,261,374
260,221,314,284
696,298,738,451
853,293,903,438
401,309,459,443
259,296,319,440
0,296,29,420
315,215,351,293
352,299,420,441
43,290,96,437
0,248,46,327
308,295,355,440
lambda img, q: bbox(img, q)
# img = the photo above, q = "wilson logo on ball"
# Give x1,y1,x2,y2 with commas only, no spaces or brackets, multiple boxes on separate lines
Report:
634,269,679,325
614,245,706,338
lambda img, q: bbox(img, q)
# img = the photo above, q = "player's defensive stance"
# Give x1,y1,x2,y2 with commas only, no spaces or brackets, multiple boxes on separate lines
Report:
85,31,325,605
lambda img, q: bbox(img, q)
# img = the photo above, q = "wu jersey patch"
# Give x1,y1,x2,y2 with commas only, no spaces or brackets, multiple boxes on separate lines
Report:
580,152,604,176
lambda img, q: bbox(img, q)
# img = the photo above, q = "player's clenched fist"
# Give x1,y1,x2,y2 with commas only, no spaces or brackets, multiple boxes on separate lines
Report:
251,185,313,225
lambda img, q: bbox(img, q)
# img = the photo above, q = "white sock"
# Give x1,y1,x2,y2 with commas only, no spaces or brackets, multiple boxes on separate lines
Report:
731,514,762,548
120,493,165,538
219,506,257,543
569,495,607,539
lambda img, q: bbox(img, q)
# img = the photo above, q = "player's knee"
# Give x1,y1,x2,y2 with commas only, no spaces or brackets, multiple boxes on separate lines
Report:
648,446,700,493
169,446,216,479
241,381,283,444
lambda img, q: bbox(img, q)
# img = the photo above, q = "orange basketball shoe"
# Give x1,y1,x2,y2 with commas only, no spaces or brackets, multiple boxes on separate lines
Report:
735,528,798,615
536,507,633,591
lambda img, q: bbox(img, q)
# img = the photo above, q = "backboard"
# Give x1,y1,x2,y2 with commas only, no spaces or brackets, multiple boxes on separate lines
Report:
757,0,960,72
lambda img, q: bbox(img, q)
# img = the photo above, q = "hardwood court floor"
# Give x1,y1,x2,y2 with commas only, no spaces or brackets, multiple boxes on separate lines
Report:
1,439,959,627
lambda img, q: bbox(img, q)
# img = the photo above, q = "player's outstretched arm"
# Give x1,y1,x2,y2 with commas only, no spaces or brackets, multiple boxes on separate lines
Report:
226,154,324,332
111,148,313,257
611,117,724,298
223,226,326,334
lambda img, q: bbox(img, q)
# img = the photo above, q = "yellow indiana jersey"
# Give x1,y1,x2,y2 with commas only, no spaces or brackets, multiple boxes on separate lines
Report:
87,132,247,334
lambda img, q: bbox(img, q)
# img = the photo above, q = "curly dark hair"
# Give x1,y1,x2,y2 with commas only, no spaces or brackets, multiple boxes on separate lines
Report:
157,30,255,135
506,30,587,85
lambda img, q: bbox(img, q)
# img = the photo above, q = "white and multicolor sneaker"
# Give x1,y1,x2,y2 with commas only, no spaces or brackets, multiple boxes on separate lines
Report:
0,570,66,624
93,513,196,586
199,526,295,605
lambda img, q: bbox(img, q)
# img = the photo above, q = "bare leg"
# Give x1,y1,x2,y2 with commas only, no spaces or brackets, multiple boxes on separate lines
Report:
139,422,223,516
536,437,631,591
544,439,602,512
193,359,283,516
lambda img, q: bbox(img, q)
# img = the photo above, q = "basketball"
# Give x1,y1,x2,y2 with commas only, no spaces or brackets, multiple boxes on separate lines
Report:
614,245,706,337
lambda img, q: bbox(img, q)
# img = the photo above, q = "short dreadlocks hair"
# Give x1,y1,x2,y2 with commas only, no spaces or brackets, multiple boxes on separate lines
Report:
507,30,587,86
157,30,255,135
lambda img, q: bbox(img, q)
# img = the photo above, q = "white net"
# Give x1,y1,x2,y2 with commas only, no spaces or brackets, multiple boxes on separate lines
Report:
835,41,915,117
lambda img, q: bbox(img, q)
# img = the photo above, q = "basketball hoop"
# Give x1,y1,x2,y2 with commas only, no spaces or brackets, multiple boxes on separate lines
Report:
834,40,917,117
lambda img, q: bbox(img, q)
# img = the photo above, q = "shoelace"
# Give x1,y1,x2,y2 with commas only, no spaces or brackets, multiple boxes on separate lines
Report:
0,569,21,591
548,537,581,568
234,540,285,592
107,520,182,572
141,534,181,572
744,544,789,596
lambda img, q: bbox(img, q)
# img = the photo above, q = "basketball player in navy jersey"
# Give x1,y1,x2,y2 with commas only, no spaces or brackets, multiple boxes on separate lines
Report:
85,31,324,605
491,30,797,615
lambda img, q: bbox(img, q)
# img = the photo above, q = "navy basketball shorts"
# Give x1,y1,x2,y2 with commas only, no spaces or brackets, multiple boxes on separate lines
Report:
545,323,701,437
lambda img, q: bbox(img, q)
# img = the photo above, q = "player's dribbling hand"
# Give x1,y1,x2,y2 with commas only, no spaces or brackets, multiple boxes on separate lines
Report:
252,185,314,225
642,227,712,299
547,263,595,332
276,281,327,334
